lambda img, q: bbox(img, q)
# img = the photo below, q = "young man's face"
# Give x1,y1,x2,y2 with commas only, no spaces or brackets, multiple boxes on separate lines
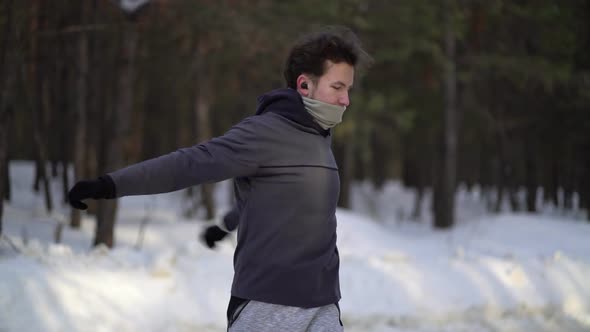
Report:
298,60,355,107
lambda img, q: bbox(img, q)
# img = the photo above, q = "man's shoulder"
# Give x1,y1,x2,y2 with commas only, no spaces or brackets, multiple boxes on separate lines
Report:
237,112,291,129
225,113,288,142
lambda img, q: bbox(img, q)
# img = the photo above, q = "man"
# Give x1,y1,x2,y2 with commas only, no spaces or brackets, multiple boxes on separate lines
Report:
69,26,369,331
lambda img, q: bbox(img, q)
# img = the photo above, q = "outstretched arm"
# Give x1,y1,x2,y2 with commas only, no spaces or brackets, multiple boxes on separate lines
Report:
68,117,262,209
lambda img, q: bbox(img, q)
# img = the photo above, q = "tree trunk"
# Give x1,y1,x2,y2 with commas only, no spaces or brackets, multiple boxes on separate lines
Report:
51,160,58,178
524,136,536,212
2,154,9,202
544,158,559,207
337,133,355,209
563,158,574,210
583,174,590,221
494,186,504,213
57,40,69,205
581,141,590,221
29,0,52,212
403,148,425,221
412,185,424,220
0,110,10,234
0,109,8,232
27,1,38,193
193,40,215,220
0,0,15,232
40,68,54,211
61,161,69,204
370,130,387,190
434,0,457,229
71,0,90,229
200,183,215,220
478,143,493,210
508,186,519,212
493,153,504,213
94,23,137,247
505,147,519,212
94,199,117,247
85,0,100,217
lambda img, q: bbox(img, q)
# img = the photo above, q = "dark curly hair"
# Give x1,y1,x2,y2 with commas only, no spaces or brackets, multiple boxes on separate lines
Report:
283,26,370,89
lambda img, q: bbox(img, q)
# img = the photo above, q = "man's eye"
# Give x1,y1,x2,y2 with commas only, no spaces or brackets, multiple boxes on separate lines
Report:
332,86,342,90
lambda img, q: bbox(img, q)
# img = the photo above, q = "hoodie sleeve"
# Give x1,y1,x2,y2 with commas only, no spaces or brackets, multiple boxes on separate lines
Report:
108,117,261,197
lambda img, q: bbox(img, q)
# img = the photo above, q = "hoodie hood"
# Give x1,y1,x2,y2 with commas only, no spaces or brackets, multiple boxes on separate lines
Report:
255,88,330,136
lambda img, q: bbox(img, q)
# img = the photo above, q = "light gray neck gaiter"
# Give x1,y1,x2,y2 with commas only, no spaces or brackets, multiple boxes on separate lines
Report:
302,96,346,130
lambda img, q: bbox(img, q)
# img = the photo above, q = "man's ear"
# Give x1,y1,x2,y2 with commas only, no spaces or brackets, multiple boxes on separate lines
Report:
296,75,311,96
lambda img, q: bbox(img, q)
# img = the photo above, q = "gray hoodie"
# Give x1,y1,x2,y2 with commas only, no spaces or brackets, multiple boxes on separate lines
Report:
108,88,341,308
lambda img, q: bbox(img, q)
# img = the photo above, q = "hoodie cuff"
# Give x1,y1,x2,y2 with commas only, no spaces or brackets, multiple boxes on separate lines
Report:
216,218,231,233
99,175,117,199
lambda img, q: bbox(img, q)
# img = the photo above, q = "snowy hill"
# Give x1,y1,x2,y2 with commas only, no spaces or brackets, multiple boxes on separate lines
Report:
1,161,589,331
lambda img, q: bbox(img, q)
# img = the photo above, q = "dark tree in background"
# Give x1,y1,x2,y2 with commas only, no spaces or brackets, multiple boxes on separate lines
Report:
0,0,16,234
94,6,141,247
433,0,458,229
71,0,91,229
29,0,53,213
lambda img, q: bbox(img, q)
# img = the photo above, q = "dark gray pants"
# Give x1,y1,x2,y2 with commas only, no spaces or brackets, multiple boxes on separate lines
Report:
227,297,343,332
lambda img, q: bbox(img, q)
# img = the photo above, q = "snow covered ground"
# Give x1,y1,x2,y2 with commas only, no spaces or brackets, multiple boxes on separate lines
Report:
1,161,590,332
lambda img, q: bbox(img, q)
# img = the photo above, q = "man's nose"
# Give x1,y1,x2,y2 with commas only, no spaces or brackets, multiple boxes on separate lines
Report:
340,93,350,107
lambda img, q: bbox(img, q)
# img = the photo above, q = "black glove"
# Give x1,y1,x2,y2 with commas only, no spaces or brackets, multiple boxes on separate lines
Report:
68,175,116,210
201,225,229,249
